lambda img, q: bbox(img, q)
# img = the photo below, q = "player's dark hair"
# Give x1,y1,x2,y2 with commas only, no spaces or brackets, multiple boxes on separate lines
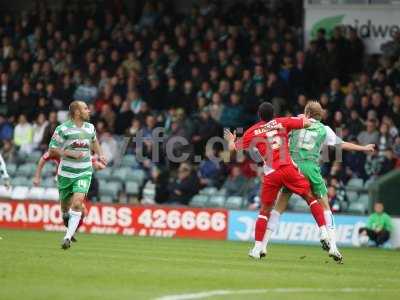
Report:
258,102,274,122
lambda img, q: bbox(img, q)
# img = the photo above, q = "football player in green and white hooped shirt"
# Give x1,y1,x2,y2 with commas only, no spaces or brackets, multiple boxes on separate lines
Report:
49,100,107,250
260,102,375,262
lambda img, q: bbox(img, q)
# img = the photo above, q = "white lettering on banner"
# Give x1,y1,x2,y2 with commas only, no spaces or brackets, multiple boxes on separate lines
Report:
0,203,12,221
28,204,43,223
118,207,132,227
103,206,117,226
85,206,132,227
181,211,196,230
137,209,226,232
234,218,367,246
235,216,254,240
50,205,62,223
90,226,120,234
13,204,27,222
86,206,101,225
304,7,400,53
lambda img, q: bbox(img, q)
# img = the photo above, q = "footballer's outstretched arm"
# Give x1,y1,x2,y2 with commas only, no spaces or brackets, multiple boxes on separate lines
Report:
341,142,375,153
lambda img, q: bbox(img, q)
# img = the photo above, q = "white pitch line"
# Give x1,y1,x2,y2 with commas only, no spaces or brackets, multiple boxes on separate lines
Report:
155,288,396,300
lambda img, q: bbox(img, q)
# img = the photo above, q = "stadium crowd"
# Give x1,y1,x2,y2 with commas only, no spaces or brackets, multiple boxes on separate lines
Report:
0,0,399,210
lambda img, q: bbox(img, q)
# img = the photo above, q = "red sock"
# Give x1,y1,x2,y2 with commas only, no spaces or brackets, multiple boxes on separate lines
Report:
309,200,326,227
255,214,269,241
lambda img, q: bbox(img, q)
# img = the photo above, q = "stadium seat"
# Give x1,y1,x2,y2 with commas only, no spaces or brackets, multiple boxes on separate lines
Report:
0,185,12,198
346,178,364,191
25,151,43,163
42,163,57,178
208,195,226,207
292,200,309,212
364,178,375,189
6,163,17,176
287,194,304,210
358,194,370,210
100,195,114,203
347,202,366,214
99,182,121,200
11,186,29,200
125,181,140,195
190,194,208,207
128,169,146,185
120,155,138,168
42,188,59,201
27,187,45,200
95,168,112,180
199,187,218,195
42,177,56,188
346,191,359,202
111,167,133,182
11,176,31,187
225,196,244,209
15,163,37,177
216,188,227,196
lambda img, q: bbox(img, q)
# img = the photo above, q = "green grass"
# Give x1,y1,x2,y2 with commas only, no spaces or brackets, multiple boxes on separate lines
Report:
0,229,399,300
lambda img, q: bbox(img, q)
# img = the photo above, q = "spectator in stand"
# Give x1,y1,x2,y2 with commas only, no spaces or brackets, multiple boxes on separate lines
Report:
327,185,341,213
358,119,379,146
100,131,118,164
222,165,249,197
142,166,169,204
359,202,393,247
167,162,199,205
40,111,59,149
198,147,221,188
192,107,221,156
13,114,33,154
0,140,17,164
32,113,48,150
0,114,13,140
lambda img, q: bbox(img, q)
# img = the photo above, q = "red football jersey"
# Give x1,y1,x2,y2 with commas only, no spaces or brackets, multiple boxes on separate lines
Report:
235,117,304,170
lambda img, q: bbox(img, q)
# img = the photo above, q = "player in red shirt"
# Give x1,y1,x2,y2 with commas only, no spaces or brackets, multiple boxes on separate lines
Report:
224,102,328,259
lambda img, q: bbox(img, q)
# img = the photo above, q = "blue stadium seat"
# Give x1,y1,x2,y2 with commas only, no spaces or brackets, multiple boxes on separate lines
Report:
190,195,208,207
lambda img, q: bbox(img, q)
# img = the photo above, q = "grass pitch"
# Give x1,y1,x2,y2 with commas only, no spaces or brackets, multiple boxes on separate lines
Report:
0,229,399,300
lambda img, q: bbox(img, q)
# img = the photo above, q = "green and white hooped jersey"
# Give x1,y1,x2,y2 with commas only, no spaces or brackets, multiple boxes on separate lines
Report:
49,120,96,178
289,119,343,163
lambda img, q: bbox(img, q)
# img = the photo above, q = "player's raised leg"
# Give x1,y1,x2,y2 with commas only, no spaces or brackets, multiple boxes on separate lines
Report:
249,172,281,259
319,195,342,261
282,165,329,245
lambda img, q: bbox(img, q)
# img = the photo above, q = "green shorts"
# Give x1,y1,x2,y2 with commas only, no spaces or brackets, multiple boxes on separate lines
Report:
57,175,92,202
282,161,327,197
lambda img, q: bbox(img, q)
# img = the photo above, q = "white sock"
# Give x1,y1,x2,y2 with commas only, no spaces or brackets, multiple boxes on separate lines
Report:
262,229,273,252
268,209,281,232
254,241,263,251
64,209,82,240
319,225,328,240
324,210,338,250
262,210,280,252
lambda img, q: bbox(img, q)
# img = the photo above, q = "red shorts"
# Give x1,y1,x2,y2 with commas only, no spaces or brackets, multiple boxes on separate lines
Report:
260,164,310,206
